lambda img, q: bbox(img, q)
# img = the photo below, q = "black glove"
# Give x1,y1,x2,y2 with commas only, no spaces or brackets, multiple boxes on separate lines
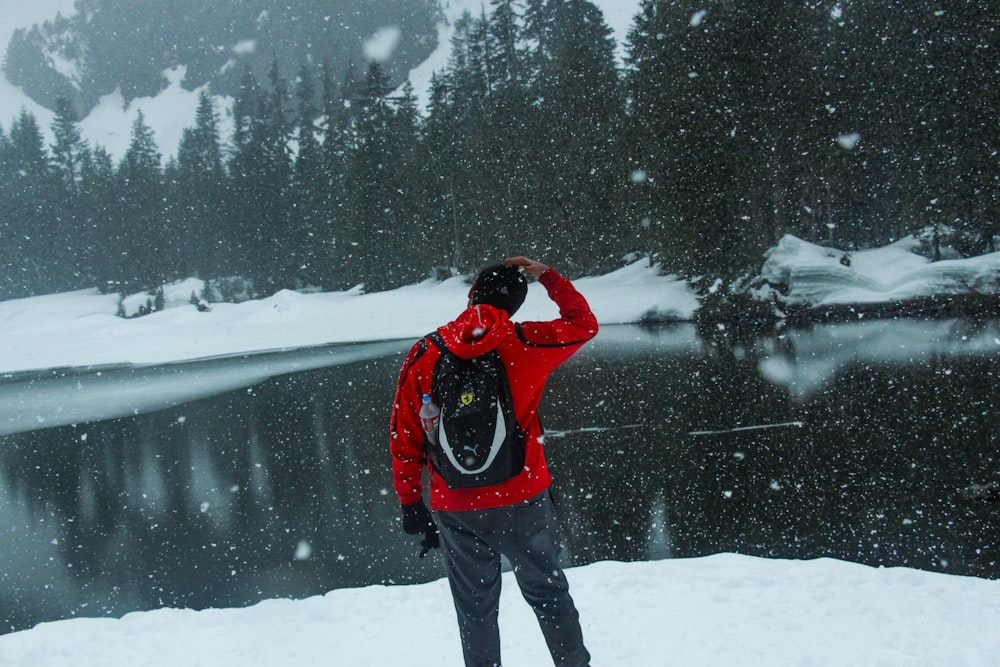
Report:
401,500,439,558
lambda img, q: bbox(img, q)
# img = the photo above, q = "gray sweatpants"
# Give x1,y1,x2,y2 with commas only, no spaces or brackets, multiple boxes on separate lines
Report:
435,491,591,667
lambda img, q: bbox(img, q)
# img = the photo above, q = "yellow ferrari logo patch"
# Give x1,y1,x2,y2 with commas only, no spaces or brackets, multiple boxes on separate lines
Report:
461,393,474,406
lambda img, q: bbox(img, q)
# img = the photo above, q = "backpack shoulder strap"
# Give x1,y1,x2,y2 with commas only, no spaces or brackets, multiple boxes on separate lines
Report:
426,330,447,353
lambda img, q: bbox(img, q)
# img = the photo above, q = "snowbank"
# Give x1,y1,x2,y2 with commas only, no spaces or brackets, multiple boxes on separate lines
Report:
0,259,694,375
760,234,1000,307
1,554,997,666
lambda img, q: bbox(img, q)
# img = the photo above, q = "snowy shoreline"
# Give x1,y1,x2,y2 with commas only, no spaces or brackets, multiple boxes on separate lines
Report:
0,258,697,375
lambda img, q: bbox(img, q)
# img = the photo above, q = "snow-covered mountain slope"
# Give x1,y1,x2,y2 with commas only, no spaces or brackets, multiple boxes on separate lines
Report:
0,0,76,139
0,0,642,163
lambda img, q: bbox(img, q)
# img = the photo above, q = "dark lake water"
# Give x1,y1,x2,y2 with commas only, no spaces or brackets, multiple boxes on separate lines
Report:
1,320,998,634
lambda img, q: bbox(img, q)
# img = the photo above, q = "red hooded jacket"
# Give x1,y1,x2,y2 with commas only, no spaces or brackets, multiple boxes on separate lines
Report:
390,268,598,512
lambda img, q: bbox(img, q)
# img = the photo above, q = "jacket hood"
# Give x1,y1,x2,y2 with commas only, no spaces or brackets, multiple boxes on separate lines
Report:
436,304,511,359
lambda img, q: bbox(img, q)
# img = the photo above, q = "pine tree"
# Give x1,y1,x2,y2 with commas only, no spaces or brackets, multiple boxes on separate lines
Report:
842,0,1000,251
255,55,295,289
1,110,60,297
482,0,536,260
226,67,266,294
175,89,226,278
320,58,347,189
624,0,774,278
114,110,166,291
119,110,161,187
320,58,366,272
49,96,88,194
446,11,490,116
229,67,261,181
337,61,430,290
294,62,323,188
47,96,92,289
421,72,467,271
80,145,117,289
292,61,329,286
179,90,225,180
0,122,17,298
313,57,354,288
488,0,523,87
227,60,297,292
383,80,428,287
531,0,623,273
263,55,295,192
430,11,497,270
340,61,394,290
7,109,49,178
522,0,555,83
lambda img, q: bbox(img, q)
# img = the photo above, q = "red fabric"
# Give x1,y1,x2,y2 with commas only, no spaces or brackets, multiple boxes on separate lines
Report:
390,269,598,512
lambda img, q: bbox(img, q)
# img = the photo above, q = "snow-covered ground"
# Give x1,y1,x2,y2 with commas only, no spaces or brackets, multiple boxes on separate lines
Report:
1,553,997,666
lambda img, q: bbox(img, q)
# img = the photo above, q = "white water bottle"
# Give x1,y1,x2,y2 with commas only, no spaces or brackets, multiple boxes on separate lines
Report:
419,393,440,445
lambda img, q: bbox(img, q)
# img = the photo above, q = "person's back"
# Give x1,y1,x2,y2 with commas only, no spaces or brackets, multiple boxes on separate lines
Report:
390,256,596,666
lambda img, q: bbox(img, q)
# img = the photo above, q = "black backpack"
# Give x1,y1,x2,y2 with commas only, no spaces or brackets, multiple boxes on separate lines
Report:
425,332,526,489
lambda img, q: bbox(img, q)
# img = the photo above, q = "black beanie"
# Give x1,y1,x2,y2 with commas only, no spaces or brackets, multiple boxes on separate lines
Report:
471,264,528,316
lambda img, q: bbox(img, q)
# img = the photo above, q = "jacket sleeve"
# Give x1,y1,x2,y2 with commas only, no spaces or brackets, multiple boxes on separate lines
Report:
516,269,598,363
389,339,432,507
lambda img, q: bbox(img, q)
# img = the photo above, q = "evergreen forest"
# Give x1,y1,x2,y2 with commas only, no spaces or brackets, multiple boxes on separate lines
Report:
0,0,996,304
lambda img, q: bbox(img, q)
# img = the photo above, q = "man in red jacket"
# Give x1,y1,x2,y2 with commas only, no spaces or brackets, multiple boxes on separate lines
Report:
390,256,597,667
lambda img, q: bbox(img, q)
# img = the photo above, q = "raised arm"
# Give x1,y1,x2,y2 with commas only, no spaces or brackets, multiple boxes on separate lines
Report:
506,257,598,349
